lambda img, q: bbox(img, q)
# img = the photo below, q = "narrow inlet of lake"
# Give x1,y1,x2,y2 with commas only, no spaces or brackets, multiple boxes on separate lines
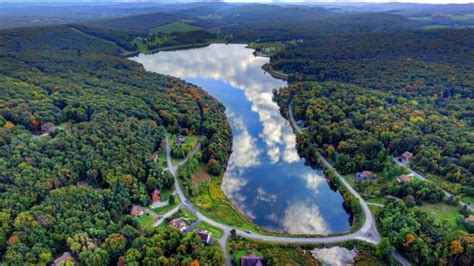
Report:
132,44,351,234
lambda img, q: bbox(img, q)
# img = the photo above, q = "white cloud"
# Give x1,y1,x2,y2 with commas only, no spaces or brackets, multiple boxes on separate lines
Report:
256,187,277,203
301,172,325,191
282,202,329,234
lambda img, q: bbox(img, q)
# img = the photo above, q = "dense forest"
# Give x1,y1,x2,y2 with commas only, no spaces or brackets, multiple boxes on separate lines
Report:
274,28,474,196
1,2,473,265
272,24,474,265
0,25,230,264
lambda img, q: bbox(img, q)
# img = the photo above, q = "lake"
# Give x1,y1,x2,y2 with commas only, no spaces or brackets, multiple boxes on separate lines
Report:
132,44,351,234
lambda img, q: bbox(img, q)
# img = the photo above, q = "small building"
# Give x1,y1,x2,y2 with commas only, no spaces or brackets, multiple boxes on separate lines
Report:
131,205,144,216
296,120,306,127
398,151,414,164
197,230,212,244
151,189,161,202
169,218,188,232
41,122,55,134
465,215,474,232
397,175,413,183
356,171,377,182
241,254,265,266
175,135,186,146
52,252,74,266
262,47,276,52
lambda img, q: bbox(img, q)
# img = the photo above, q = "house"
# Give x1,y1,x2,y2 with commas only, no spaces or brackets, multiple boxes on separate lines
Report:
296,120,306,128
52,252,74,266
397,175,413,183
197,230,212,244
169,218,188,232
151,189,161,202
41,122,55,134
130,205,144,216
175,135,186,146
397,151,414,164
356,171,377,182
241,254,265,266
465,215,474,232
262,47,276,53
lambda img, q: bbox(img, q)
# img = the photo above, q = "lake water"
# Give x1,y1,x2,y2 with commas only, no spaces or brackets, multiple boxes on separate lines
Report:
132,44,351,234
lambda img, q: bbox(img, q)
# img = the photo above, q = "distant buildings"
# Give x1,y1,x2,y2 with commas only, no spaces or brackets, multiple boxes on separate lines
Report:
397,151,414,164
397,174,413,183
52,252,74,266
356,171,377,182
262,47,276,53
175,135,186,146
169,218,188,232
130,205,144,216
241,254,265,266
151,189,161,202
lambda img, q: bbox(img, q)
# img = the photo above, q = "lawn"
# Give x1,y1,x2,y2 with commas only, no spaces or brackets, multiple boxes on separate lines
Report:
367,196,386,205
416,203,467,232
197,222,224,239
170,134,200,162
136,214,155,231
151,21,201,34
190,167,269,234
177,208,197,224
152,196,181,215
449,13,474,21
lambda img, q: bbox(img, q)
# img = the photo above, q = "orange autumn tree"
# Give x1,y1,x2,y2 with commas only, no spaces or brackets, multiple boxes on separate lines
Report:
450,240,463,255
404,233,416,248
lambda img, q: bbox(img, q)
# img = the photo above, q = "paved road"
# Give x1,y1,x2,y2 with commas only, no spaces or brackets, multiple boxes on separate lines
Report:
143,205,180,227
164,131,386,265
288,103,381,243
394,157,474,212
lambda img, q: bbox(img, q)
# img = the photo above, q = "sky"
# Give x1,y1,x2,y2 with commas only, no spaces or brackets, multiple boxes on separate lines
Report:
0,0,473,4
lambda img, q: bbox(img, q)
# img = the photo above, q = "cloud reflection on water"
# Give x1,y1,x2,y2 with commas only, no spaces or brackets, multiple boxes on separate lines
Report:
132,44,350,235
134,44,298,164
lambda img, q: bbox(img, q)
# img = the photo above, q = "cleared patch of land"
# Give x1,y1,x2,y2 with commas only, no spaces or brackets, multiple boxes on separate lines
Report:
152,196,181,215
416,203,467,232
151,21,201,34
136,214,155,230
190,166,268,234
197,221,224,239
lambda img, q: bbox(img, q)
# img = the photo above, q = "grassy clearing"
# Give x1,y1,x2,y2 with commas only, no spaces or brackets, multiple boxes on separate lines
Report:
461,196,474,205
197,222,224,239
450,13,474,21
408,16,433,22
136,214,155,231
177,208,197,224
416,203,467,232
170,134,199,162
190,166,268,234
152,196,181,215
367,196,386,205
151,21,201,34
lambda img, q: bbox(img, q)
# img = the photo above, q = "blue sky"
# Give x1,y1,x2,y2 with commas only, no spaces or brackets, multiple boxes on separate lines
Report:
1,0,473,4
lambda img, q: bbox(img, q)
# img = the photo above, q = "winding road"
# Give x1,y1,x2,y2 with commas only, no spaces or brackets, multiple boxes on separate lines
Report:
163,130,386,265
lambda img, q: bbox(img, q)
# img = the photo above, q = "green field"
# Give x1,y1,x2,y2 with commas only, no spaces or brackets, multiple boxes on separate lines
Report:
152,196,181,215
151,21,201,34
449,13,474,21
136,214,155,230
190,167,268,234
416,203,467,232
197,222,224,239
